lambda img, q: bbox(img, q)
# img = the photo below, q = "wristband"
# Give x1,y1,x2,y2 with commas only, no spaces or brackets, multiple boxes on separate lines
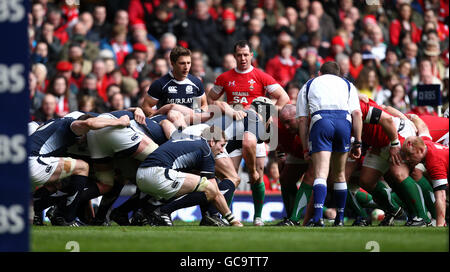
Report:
390,139,400,147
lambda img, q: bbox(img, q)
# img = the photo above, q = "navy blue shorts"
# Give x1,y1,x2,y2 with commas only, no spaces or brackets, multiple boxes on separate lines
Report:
309,110,351,153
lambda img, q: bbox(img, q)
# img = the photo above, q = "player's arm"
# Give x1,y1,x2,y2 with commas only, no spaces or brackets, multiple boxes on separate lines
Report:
381,105,408,120
378,111,402,165
126,107,146,124
296,85,310,159
212,100,247,120
407,114,430,137
350,109,363,159
71,115,130,136
268,87,290,111
207,84,224,102
141,95,158,116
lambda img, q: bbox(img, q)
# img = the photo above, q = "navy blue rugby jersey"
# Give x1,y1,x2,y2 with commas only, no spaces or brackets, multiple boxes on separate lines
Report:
147,72,205,109
29,118,78,157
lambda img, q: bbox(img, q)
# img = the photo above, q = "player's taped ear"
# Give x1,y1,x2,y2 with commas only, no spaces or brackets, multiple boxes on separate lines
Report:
193,176,211,192
95,170,115,187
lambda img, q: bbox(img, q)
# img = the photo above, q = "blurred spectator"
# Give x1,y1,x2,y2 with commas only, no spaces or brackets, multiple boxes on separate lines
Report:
221,53,237,73
87,5,111,43
259,0,285,30
376,73,401,105
30,72,45,117
32,63,48,93
146,3,187,42
114,9,130,29
46,75,78,117
46,7,69,45
132,43,150,74
246,18,272,66
355,67,382,100
369,24,387,61
309,0,336,48
285,81,300,104
92,59,109,102
385,83,411,113
264,160,281,192
293,47,320,86
106,84,121,100
382,46,398,71
70,58,85,90
55,60,79,95
148,57,169,81
232,0,251,26
78,95,97,113
128,0,154,27
403,42,418,69
31,2,46,38
423,9,449,43
397,59,413,92
185,0,218,64
130,20,157,46
121,76,140,108
121,54,139,79
285,6,305,41
38,22,62,64
190,49,216,85
100,24,132,66
33,94,59,122
423,40,446,80
389,3,421,46
79,11,96,44
265,42,300,87
31,41,50,66
108,92,126,111
295,0,310,22
209,8,246,69
66,42,93,76
324,35,346,62
78,73,107,113
155,32,178,60
336,53,355,82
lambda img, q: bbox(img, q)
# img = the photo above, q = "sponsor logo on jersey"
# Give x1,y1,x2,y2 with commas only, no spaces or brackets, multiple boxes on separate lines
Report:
168,86,177,93
171,181,179,188
228,81,235,87
185,85,193,94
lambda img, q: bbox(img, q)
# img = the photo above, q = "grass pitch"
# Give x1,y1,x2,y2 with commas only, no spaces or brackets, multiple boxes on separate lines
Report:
32,221,448,252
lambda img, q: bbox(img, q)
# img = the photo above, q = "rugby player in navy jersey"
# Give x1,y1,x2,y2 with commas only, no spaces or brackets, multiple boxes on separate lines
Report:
29,114,130,226
141,46,208,116
136,125,243,227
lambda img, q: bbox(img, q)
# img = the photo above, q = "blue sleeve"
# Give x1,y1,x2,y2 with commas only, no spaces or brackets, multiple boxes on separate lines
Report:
108,110,135,120
147,80,163,100
199,141,215,178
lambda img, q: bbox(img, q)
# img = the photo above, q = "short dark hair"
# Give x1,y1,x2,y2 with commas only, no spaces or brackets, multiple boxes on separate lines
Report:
169,46,191,64
233,40,252,53
319,61,340,76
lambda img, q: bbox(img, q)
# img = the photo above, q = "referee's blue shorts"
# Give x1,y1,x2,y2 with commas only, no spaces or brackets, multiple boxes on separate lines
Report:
308,110,352,154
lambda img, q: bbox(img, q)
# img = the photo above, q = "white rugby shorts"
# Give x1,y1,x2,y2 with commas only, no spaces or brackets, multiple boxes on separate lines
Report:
136,166,186,200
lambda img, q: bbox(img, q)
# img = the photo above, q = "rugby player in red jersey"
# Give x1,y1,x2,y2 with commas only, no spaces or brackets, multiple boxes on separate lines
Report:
207,40,289,226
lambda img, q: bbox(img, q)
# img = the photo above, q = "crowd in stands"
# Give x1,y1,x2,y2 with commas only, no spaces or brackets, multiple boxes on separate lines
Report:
28,0,449,192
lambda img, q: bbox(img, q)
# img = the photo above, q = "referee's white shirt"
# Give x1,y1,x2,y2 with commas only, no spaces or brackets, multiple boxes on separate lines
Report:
296,74,361,117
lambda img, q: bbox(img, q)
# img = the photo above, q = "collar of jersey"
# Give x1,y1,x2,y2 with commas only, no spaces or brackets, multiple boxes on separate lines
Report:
234,66,254,74
169,71,191,84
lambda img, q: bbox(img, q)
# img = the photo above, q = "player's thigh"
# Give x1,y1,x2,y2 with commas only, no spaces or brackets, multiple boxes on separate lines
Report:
388,162,411,183
311,151,332,179
359,166,383,191
329,152,349,181
30,156,79,189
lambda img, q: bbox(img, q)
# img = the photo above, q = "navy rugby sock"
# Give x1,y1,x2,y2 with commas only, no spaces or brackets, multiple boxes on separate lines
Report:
59,175,88,222
160,192,208,215
205,179,236,216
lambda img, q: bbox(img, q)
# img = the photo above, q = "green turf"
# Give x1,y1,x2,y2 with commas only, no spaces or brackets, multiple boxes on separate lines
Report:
31,221,449,252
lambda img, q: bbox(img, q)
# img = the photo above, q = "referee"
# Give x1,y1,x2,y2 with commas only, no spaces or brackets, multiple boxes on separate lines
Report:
296,61,363,227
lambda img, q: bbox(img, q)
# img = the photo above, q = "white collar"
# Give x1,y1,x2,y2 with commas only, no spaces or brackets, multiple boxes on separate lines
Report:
234,66,254,74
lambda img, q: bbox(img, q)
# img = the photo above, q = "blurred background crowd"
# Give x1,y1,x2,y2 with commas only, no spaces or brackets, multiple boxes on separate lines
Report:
28,0,449,191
